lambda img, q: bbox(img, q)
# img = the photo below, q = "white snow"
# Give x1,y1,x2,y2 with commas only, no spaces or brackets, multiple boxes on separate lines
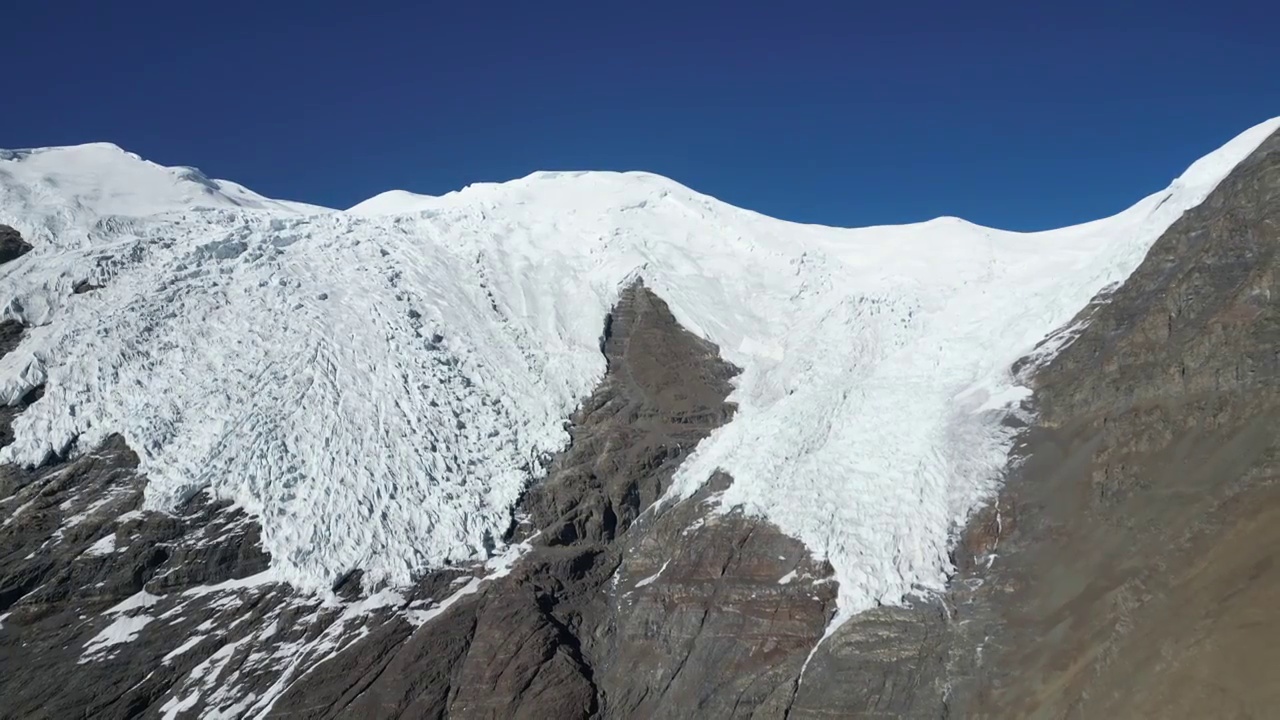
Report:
163,634,207,663
346,188,442,216
160,691,201,720
80,615,155,660
404,539,533,626
85,534,117,556
0,143,328,249
635,560,671,588
2,120,1276,622
107,590,162,613
180,571,278,598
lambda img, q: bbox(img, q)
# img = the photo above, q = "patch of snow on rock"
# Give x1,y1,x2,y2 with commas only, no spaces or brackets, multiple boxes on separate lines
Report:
80,615,155,661
85,534,116,556
635,559,671,588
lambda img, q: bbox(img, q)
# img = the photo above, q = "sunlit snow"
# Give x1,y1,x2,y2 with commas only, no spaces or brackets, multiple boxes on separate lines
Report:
2,120,1277,618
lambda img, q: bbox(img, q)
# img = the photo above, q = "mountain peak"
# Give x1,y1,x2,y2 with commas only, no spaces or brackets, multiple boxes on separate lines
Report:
346,169,699,218
0,141,139,161
0,143,330,248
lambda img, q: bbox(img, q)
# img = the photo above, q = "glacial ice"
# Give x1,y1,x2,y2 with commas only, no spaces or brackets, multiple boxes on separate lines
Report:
2,119,1277,618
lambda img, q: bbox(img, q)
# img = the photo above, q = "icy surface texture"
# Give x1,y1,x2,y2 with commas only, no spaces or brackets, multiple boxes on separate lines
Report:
3,121,1277,611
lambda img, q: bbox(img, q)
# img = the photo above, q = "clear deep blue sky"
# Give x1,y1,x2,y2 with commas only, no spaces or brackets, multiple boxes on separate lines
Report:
4,1,1277,230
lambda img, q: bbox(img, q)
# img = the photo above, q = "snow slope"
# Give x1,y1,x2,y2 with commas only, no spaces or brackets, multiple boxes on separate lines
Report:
346,189,444,216
0,143,329,249
2,121,1276,616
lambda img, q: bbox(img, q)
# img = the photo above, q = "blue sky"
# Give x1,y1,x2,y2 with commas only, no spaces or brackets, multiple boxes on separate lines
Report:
4,1,1276,230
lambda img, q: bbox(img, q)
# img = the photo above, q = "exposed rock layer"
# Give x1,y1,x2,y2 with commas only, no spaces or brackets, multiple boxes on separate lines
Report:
0,224,32,264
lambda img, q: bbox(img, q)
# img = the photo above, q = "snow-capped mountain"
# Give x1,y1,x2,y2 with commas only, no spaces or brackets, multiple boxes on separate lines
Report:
3,121,1278,619
4,119,1280,718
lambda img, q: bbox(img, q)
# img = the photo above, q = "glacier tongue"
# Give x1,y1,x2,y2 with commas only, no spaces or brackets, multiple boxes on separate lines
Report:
2,119,1278,610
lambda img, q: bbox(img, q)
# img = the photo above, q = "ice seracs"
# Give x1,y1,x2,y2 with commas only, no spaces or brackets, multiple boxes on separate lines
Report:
2,119,1278,616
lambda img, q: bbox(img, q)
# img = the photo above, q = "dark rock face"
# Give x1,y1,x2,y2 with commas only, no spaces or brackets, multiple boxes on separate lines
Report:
779,125,1280,720
0,321,34,450
0,282,834,718
0,319,21,357
2,128,1278,718
953,127,1280,717
0,224,33,264
265,282,840,719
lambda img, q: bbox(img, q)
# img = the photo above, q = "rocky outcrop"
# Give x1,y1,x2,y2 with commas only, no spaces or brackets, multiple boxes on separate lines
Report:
0,281,836,718
0,319,21,357
263,282,841,719
0,322,34,451
952,125,1280,717
0,224,32,264
0,430,289,718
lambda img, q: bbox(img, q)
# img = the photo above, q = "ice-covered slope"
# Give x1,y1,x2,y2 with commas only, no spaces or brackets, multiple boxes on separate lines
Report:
2,120,1277,617
347,188,444,216
0,143,330,249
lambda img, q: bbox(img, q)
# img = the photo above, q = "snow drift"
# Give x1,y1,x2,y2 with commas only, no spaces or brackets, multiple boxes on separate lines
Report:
2,120,1277,617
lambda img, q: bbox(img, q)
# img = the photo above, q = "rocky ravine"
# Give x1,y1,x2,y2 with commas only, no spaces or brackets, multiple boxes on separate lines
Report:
1,124,1278,719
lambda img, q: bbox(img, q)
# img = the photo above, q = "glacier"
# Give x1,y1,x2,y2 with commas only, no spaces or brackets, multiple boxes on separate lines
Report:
1,119,1277,618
